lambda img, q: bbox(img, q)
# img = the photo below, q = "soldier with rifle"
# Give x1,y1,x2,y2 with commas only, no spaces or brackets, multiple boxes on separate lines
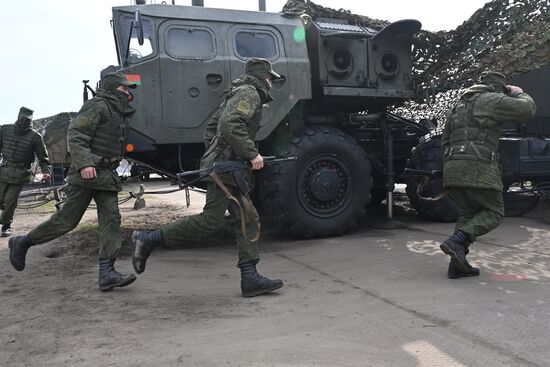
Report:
132,58,285,297
439,71,536,279
0,107,51,237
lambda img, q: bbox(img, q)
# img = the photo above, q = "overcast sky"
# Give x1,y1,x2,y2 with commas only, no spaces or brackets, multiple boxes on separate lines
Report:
0,0,489,123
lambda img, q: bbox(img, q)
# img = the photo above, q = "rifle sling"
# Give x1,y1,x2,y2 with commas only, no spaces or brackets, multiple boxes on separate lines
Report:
209,171,261,242
416,176,448,201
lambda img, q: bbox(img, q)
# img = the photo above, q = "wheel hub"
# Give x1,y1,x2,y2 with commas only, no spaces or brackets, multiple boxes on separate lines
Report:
308,167,341,202
299,156,351,217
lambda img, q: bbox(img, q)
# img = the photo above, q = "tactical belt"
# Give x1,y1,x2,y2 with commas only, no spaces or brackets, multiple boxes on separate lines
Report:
1,160,30,169
209,171,260,242
444,142,497,163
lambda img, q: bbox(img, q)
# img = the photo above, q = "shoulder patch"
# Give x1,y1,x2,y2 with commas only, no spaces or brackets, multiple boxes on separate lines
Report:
75,115,90,128
237,100,251,116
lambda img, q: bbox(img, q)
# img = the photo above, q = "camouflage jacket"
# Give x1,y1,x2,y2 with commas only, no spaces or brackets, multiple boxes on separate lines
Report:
0,124,51,184
66,90,135,192
442,85,536,190
200,75,272,186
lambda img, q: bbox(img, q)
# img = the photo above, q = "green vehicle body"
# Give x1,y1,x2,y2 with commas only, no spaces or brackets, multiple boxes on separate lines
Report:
104,3,426,237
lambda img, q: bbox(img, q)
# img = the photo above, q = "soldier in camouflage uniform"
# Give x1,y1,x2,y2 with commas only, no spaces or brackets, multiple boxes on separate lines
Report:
9,72,137,291
132,58,284,297
0,107,51,237
440,71,536,278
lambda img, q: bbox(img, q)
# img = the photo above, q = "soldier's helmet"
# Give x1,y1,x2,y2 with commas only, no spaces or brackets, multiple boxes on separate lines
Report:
245,58,281,80
479,71,507,92
18,106,34,120
101,72,138,92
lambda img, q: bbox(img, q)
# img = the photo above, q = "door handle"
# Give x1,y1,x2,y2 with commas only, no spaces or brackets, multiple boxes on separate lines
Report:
206,74,223,88
272,75,286,89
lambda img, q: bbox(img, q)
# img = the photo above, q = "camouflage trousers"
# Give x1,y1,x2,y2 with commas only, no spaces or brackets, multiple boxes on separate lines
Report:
28,184,122,260
161,182,260,266
0,181,24,226
447,187,505,241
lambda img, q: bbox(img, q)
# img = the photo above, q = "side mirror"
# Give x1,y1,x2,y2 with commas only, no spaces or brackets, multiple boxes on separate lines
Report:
124,11,144,66
134,10,144,46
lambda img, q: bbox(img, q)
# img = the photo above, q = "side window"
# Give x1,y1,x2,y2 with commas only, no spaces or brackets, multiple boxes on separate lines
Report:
165,27,216,60
234,30,278,60
122,16,154,62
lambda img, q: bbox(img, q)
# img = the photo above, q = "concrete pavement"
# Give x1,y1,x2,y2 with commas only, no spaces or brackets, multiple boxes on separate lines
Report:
1,189,549,366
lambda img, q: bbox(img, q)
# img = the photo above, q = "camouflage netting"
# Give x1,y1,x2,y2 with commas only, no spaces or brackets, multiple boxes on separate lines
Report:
283,0,550,123
34,112,76,164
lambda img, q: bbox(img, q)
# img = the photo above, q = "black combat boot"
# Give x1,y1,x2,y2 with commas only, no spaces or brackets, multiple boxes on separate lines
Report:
440,230,473,273
1,224,12,237
98,259,137,291
8,235,35,271
239,262,283,298
447,248,480,279
132,230,164,274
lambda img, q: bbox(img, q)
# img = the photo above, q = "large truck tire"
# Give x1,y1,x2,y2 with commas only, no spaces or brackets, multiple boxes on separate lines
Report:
405,130,459,222
503,190,538,217
259,126,372,238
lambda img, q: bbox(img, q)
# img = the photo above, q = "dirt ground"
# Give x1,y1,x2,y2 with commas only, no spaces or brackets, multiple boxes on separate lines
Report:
1,180,549,367
3,179,235,257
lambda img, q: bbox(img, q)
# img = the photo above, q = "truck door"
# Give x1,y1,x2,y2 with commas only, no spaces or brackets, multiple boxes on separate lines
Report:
226,25,289,139
158,20,229,141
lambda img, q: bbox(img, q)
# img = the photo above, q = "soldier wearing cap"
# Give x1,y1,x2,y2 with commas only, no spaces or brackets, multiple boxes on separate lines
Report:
9,72,138,292
440,71,536,278
131,58,284,297
0,107,52,237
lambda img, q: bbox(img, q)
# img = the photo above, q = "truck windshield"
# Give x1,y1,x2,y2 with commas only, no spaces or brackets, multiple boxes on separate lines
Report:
120,15,154,63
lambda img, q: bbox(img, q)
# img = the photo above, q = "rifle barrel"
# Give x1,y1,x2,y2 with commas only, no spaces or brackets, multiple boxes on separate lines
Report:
177,167,210,177
403,168,442,176
265,156,298,164
177,156,297,177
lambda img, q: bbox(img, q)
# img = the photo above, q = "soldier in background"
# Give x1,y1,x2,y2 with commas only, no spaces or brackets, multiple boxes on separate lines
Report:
132,58,284,298
0,107,51,237
9,73,137,292
440,71,536,278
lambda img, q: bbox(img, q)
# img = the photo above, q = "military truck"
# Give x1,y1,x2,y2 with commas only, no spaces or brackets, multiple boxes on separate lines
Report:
102,2,550,236
103,2,428,238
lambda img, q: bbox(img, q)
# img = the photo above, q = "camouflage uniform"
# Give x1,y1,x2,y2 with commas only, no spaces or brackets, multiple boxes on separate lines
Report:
440,71,536,277
9,72,137,291
0,107,51,234
162,73,271,265
132,58,284,297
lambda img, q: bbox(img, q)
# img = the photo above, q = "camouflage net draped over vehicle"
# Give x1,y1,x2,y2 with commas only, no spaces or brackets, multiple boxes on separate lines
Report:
34,112,76,164
283,0,550,123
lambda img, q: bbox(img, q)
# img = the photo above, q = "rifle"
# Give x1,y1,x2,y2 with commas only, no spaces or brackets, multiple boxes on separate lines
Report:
177,156,297,195
177,156,296,242
402,168,442,177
